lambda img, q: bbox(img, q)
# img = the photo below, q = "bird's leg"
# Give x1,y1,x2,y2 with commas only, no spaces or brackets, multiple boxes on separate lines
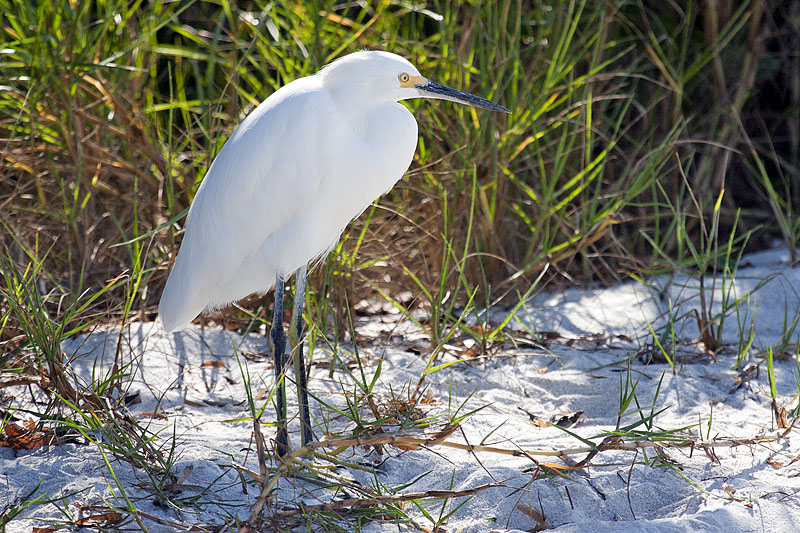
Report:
271,275,290,456
288,264,313,446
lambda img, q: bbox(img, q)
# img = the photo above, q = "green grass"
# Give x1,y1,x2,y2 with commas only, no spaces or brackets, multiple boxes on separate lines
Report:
1,0,795,336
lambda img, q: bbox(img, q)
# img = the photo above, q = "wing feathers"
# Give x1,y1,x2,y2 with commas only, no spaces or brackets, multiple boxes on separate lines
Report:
159,80,329,331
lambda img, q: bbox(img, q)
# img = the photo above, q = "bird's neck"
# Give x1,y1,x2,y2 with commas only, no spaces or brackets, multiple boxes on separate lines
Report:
336,98,407,140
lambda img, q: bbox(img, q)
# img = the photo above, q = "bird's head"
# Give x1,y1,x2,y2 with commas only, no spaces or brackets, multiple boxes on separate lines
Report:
320,50,509,113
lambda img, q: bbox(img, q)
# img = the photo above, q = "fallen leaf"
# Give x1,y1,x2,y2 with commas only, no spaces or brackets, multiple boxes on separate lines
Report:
420,389,437,404
554,411,586,428
773,399,789,429
521,408,585,429
517,502,548,531
529,415,549,428
0,421,51,450
694,309,717,353
137,411,168,420
455,345,480,358
466,325,486,336
76,512,124,527
729,365,759,394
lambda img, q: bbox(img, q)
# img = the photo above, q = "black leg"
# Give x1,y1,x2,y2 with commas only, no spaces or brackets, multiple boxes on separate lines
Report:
290,265,314,446
271,275,289,456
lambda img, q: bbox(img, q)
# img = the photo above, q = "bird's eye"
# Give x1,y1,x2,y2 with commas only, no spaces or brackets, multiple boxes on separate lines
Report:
398,73,410,83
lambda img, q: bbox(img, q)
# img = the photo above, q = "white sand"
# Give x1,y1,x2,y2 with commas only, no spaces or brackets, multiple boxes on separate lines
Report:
3,247,799,531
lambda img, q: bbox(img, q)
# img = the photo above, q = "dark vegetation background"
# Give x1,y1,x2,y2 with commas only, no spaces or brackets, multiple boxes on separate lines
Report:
0,0,798,342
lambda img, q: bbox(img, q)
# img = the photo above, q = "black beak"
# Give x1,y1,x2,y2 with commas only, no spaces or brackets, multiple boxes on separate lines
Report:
417,80,510,113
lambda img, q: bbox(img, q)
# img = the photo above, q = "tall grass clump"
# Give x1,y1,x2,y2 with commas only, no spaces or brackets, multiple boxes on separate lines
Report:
0,0,796,340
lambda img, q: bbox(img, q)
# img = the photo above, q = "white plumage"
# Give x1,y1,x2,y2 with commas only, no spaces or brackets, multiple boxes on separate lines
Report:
158,50,508,333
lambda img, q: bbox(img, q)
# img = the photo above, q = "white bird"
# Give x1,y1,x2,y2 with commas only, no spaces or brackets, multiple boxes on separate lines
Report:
159,50,508,452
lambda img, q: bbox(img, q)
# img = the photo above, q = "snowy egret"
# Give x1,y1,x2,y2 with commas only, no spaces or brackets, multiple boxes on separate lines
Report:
159,50,508,452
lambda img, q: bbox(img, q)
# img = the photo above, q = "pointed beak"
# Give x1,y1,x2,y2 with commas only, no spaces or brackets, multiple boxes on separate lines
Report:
416,80,510,113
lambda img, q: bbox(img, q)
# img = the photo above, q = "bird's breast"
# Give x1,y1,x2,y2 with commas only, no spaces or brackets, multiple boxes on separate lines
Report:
282,102,417,264
340,103,418,198
242,97,419,277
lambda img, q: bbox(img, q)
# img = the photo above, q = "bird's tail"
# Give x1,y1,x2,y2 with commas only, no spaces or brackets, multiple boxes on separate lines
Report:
158,270,205,333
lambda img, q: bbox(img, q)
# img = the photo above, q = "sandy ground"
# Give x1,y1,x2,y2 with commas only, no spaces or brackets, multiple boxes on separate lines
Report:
3,247,800,532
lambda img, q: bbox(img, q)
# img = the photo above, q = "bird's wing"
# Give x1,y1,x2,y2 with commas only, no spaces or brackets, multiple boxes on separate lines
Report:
159,81,334,331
